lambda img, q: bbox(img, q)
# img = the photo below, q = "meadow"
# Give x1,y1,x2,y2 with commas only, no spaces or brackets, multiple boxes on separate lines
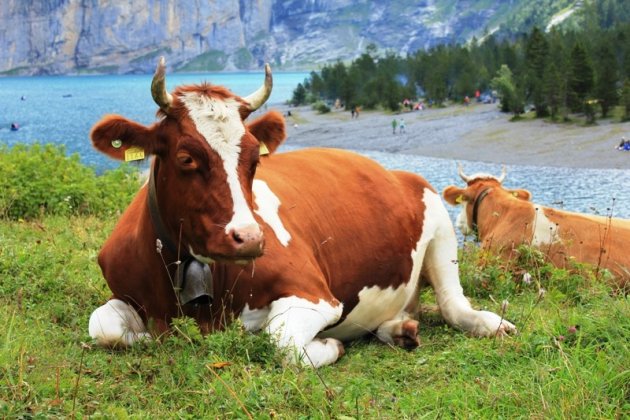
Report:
0,145,628,418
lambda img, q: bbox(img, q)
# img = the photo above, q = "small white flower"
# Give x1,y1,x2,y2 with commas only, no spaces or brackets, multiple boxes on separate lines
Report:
156,238,163,253
522,272,532,285
501,299,509,313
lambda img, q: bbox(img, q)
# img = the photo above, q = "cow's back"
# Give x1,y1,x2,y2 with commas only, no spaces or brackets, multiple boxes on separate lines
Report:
252,148,436,311
542,207,630,284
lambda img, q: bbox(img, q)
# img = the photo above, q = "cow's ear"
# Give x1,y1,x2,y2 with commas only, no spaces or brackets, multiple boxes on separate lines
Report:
247,110,286,155
509,188,532,201
90,114,162,161
443,186,468,205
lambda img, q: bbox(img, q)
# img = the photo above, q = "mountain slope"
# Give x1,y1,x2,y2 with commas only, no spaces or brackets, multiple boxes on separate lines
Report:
0,0,582,75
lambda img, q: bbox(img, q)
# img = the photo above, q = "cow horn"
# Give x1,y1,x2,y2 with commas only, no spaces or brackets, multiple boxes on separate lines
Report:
243,63,273,111
151,56,173,112
497,165,507,183
457,163,471,183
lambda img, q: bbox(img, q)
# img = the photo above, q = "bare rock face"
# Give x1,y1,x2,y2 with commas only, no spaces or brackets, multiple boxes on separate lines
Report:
0,0,556,75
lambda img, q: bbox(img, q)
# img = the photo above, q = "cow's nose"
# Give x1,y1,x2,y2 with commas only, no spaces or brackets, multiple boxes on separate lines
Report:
228,225,264,257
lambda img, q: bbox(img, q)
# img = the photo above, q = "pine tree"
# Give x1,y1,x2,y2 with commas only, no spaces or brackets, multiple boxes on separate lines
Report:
291,83,307,106
621,79,630,121
567,43,594,112
543,60,563,120
594,43,619,118
525,27,549,117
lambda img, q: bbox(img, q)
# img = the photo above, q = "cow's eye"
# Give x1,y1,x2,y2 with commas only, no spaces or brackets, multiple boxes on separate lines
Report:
176,151,198,170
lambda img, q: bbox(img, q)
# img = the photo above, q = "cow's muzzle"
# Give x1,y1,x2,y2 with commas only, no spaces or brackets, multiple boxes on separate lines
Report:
227,225,264,258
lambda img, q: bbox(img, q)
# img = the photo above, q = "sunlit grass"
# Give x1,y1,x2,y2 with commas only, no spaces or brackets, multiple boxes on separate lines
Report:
1,215,628,417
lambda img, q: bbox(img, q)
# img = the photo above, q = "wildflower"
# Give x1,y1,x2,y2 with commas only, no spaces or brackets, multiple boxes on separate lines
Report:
522,272,532,285
537,287,546,300
567,325,577,334
156,238,163,253
501,299,509,313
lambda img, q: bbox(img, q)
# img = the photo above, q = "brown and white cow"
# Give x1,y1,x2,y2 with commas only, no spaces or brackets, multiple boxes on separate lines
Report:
443,165,630,287
88,57,515,367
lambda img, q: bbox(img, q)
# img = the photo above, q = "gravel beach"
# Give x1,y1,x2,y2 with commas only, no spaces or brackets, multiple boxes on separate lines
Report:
276,103,630,170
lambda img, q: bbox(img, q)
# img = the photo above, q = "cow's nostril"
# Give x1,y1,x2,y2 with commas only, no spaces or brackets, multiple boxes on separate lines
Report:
231,230,244,244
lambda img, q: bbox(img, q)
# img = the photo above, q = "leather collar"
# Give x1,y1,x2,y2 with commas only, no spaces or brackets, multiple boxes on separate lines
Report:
471,187,492,240
148,158,180,255
147,158,213,306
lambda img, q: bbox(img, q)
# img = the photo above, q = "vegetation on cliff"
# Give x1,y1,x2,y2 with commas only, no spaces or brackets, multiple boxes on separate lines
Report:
293,1,630,122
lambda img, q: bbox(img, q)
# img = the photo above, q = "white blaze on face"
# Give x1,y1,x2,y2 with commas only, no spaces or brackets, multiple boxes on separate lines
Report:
253,180,292,246
181,92,259,234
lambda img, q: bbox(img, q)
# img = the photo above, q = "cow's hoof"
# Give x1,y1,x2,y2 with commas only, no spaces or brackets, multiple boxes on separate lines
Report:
494,319,517,337
393,319,420,350
472,311,517,337
325,338,345,358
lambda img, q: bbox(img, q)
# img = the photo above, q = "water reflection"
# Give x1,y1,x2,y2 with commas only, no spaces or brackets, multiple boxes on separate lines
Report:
280,145,630,221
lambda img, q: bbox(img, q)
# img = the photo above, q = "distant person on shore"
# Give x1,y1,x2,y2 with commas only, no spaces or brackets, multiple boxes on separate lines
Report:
351,105,360,119
10,122,19,131
616,137,630,151
391,118,398,134
399,118,406,134
464,96,470,106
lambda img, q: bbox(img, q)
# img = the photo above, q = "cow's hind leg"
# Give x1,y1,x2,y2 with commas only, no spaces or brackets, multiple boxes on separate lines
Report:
376,312,420,350
89,299,151,347
423,197,516,337
265,296,344,368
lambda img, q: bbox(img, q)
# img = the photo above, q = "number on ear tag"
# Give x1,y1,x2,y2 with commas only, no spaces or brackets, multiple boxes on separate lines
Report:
259,142,270,156
125,146,145,162
456,195,464,204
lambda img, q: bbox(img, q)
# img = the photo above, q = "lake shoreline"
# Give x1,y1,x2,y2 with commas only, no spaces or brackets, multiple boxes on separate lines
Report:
273,103,630,170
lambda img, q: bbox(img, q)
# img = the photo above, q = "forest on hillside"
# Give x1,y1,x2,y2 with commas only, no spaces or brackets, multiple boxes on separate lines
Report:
292,0,630,121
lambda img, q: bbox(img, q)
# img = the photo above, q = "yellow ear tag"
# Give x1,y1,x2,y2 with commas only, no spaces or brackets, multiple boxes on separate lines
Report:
124,146,145,162
259,142,270,156
512,192,518,197
455,195,464,204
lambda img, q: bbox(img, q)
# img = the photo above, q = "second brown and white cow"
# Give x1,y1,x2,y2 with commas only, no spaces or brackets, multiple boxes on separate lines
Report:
88,58,515,368
443,165,630,287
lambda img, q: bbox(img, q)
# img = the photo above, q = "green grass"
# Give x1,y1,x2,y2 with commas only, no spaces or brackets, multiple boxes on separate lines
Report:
177,51,228,72
0,214,627,418
0,144,627,417
129,48,173,65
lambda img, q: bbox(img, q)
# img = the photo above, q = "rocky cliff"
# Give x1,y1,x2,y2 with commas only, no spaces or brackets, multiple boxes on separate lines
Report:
0,0,572,75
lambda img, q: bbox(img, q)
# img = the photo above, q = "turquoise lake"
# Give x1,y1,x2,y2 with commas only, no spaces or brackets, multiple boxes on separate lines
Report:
1,72,629,219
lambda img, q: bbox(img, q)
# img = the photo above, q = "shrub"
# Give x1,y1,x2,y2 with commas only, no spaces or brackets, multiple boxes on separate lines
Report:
312,101,331,114
0,143,139,219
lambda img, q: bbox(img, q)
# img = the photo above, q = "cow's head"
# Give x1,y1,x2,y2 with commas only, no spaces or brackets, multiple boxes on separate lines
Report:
443,164,531,235
90,57,286,263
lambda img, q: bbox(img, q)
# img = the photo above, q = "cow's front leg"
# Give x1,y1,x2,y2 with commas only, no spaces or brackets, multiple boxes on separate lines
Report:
265,296,344,368
423,209,517,337
89,299,151,346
